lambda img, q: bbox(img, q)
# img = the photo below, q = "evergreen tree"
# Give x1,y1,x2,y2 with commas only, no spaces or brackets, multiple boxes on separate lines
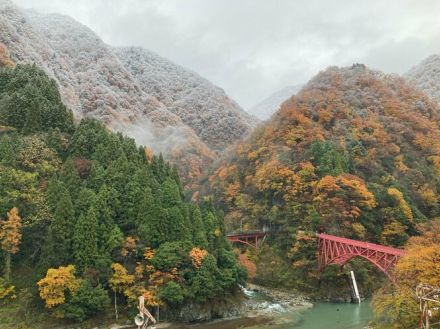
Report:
87,160,106,192
74,188,96,218
69,118,107,159
60,158,81,200
73,207,99,271
161,177,182,207
0,133,20,166
190,205,208,249
94,185,122,256
0,64,74,133
45,186,75,267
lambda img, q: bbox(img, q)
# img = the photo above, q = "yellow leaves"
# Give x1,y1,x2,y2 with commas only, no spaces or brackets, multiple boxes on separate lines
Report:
0,207,22,254
395,219,440,287
387,188,413,222
351,223,366,239
394,155,408,172
109,263,135,293
189,248,208,269
417,184,438,207
380,221,407,246
254,157,299,195
0,278,15,301
336,174,376,209
37,265,80,308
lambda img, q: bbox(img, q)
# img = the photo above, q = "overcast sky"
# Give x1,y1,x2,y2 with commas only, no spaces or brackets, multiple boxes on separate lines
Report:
13,0,440,108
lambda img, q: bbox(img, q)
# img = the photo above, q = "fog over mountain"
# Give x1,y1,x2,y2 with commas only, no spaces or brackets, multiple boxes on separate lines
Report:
249,85,302,120
0,0,255,186
13,0,440,109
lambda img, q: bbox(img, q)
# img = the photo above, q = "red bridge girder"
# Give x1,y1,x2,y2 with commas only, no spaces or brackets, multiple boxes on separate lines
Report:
227,231,267,249
317,233,405,280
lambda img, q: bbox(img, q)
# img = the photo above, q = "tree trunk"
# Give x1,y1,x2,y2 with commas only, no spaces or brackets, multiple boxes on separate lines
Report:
4,252,11,282
114,291,118,320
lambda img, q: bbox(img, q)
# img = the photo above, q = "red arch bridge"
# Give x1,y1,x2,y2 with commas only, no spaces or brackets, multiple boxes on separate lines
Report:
227,231,405,280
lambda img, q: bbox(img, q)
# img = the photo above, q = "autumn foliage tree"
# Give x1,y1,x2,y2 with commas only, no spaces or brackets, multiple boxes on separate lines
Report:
206,64,440,296
0,207,22,282
37,265,80,309
372,219,440,328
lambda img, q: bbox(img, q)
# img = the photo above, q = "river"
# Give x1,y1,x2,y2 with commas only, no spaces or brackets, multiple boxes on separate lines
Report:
170,299,373,329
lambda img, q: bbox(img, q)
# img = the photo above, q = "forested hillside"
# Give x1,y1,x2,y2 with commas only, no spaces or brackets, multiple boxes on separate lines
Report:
0,63,245,327
205,64,440,297
0,0,256,187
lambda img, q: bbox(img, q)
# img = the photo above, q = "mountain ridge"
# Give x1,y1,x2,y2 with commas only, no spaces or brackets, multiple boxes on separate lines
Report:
0,0,256,186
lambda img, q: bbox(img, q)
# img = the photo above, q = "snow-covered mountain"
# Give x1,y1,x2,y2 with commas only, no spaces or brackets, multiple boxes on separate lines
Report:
248,85,302,120
0,0,256,186
406,55,440,103
114,47,255,151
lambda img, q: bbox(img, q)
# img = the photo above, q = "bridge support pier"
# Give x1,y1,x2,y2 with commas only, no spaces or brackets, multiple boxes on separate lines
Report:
349,270,361,303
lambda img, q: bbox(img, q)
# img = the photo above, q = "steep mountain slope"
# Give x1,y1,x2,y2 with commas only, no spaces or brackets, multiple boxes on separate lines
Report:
115,47,255,151
0,0,254,185
206,64,440,292
249,85,301,120
406,54,440,103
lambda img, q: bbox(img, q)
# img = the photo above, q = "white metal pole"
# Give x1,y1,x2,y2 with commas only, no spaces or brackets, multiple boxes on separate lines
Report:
350,270,361,303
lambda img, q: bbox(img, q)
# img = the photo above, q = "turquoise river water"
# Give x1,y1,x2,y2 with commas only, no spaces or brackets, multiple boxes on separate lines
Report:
173,299,373,329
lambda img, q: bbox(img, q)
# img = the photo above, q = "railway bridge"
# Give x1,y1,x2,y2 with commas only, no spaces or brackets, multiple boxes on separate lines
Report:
227,230,405,280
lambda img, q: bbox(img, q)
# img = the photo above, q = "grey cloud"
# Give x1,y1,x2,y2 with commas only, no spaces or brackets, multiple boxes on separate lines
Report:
14,0,440,108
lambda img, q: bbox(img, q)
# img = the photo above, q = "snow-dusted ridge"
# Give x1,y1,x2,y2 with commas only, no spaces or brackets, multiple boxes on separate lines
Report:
0,0,257,185
249,85,302,120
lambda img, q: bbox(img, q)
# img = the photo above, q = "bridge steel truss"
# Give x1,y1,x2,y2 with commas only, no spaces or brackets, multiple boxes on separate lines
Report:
317,233,405,280
227,231,267,249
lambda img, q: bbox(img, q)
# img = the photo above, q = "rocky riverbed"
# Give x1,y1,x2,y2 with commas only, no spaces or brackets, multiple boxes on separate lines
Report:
176,283,312,322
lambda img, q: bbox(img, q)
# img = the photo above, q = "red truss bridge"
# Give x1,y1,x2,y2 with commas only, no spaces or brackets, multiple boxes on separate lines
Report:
317,233,405,280
227,231,267,249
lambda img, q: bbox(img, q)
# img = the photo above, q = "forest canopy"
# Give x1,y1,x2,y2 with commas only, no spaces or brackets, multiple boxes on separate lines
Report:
0,64,245,323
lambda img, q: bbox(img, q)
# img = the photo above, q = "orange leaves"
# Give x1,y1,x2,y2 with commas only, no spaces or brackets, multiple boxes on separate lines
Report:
316,175,340,194
0,207,22,255
37,265,80,308
189,247,208,269
143,290,159,307
224,182,240,203
144,147,154,161
143,247,155,261
0,43,14,68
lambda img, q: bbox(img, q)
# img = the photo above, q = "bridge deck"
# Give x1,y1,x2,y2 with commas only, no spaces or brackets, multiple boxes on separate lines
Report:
227,231,267,238
317,233,405,256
